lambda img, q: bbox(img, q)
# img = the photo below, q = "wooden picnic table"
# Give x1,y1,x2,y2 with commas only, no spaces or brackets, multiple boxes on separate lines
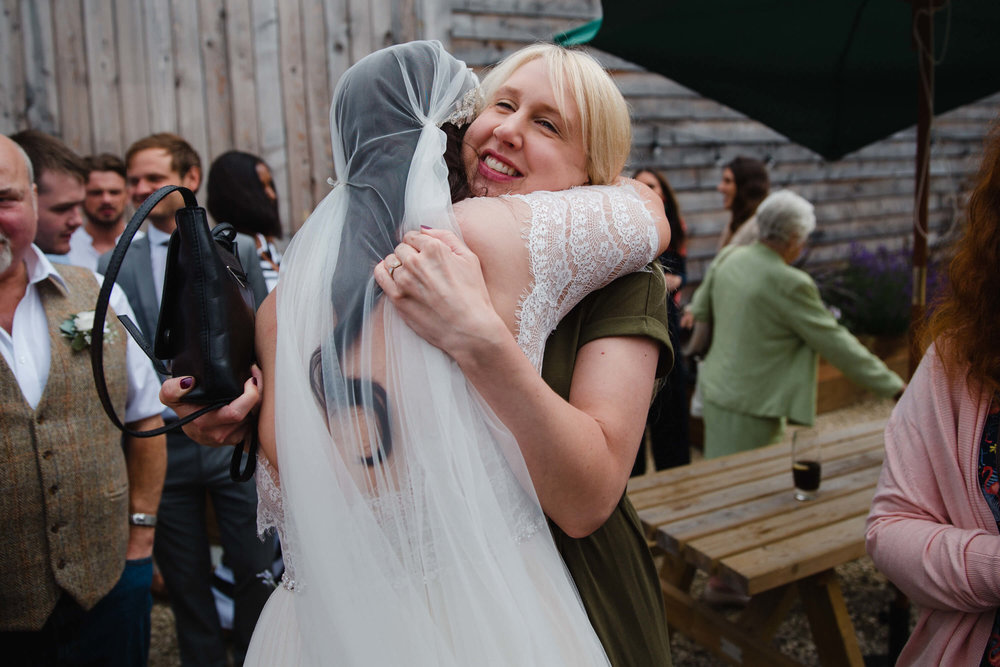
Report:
627,419,888,667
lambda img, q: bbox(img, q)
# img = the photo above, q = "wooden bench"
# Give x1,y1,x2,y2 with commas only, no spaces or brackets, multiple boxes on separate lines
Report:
627,419,888,666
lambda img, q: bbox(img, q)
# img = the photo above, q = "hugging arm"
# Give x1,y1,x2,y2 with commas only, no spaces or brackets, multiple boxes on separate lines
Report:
161,179,667,456
375,184,664,536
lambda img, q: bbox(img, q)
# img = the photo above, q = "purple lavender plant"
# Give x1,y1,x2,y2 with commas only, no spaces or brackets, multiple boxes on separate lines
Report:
816,243,943,336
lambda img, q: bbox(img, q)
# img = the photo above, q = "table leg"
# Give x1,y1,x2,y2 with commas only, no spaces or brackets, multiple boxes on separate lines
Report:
658,551,695,592
738,585,797,641
797,570,865,667
659,579,800,667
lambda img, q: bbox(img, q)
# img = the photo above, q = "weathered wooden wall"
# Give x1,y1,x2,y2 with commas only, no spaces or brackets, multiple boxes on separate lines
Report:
447,0,999,289
2,0,996,281
0,0,428,234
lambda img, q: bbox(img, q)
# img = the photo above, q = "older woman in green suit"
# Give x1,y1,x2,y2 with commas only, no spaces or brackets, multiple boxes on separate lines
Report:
689,190,904,459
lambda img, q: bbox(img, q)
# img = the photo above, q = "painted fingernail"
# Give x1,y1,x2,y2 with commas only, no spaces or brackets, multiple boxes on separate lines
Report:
180,377,194,389
251,376,259,386
420,225,432,230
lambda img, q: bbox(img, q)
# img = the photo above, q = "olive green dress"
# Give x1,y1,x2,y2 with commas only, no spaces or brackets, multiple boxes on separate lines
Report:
540,267,674,667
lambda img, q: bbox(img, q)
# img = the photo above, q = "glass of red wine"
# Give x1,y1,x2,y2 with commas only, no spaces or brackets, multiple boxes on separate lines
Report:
792,429,822,501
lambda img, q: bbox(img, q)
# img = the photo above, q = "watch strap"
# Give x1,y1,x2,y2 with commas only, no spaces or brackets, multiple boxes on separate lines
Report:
129,512,157,527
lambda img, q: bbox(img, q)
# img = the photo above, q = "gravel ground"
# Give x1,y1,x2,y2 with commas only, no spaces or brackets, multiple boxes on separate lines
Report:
667,555,912,666
149,396,907,666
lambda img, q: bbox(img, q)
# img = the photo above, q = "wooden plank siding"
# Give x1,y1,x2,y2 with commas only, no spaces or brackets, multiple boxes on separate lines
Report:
0,0,995,262
20,0,59,132
113,0,152,146
82,0,123,154
53,0,91,151
448,0,997,294
0,0,27,131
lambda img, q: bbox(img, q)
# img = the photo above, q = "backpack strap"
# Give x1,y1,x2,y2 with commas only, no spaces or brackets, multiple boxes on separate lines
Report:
90,185,229,437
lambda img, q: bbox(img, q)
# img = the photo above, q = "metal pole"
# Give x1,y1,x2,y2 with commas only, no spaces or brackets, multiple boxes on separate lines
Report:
891,4,936,662
909,0,933,377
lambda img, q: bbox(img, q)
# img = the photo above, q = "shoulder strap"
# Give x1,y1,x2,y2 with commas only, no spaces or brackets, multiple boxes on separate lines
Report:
90,185,228,438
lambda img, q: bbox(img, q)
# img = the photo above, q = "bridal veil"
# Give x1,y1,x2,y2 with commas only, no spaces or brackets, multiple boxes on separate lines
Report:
269,41,609,665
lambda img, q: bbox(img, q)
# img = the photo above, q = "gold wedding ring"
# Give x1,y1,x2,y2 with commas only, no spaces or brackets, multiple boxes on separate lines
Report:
387,258,402,279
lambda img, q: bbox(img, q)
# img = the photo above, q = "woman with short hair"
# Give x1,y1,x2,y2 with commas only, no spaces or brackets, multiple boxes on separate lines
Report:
690,190,903,459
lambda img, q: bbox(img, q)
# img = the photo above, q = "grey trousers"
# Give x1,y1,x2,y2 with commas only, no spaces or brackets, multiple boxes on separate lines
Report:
155,430,275,667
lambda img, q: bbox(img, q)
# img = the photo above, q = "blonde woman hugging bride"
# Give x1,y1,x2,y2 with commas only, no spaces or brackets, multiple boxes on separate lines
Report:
166,40,675,666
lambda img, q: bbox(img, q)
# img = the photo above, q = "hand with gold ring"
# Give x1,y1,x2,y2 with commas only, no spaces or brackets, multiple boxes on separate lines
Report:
385,254,403,279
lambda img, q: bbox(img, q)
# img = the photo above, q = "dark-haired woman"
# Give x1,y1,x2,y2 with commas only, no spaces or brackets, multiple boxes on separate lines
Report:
207,151,283,291
681,156,771,427
633,168,690,471
866,124,1000,666
716,155,769,248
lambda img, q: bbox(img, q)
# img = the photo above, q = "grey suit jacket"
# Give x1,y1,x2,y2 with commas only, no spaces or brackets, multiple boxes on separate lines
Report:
98,231,269,343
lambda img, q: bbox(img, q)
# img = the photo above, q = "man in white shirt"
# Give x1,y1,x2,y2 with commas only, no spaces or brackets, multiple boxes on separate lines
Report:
0,134,167,664
62,153,133,271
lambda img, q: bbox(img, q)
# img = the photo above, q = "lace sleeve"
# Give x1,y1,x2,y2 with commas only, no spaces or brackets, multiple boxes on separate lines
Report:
508,181,661,369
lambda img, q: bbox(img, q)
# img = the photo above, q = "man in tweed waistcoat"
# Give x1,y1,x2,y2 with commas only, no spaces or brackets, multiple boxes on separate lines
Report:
0,134,166,666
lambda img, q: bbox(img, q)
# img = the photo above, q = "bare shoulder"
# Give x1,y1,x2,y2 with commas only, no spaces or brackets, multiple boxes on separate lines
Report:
452,196,526,230
452,197,527,259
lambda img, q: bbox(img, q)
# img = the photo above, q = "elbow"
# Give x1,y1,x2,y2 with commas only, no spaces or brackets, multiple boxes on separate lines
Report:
550,496,620,539
657,222,671,256
557,516,607,540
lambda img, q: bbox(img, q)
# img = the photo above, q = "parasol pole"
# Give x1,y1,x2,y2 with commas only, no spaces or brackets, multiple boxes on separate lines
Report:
892,5,937,662
909,0,936,377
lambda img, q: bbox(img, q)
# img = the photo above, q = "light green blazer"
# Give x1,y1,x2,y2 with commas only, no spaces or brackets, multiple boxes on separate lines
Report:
689,242,904,426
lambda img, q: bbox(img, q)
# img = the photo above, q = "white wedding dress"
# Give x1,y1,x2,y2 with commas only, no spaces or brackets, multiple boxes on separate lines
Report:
243,42,662,666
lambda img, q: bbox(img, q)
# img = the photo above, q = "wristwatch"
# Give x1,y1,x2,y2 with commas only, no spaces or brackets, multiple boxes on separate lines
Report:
128,512,157,527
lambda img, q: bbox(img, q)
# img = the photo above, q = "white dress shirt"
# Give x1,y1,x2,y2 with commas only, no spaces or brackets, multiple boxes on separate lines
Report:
49,226,145,273
146,225,171,308
0,245,163,420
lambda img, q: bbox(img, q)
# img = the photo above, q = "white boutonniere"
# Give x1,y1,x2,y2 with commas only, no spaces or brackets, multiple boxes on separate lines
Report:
59,310,115,351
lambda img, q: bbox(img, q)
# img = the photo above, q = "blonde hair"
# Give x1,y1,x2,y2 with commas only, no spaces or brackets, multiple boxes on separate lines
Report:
477,44,631,186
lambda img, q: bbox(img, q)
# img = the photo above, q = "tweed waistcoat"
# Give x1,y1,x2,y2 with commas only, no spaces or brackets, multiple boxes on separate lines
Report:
0,264,129,631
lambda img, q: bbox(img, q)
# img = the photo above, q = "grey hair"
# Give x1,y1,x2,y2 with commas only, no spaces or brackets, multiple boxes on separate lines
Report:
9,139,34,184
755,190,815,244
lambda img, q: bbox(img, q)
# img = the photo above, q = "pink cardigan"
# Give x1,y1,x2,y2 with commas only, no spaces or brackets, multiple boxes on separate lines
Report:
866,344,1000,666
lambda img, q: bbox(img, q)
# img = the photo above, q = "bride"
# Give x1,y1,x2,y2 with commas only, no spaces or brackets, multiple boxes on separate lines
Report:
246,41,668,665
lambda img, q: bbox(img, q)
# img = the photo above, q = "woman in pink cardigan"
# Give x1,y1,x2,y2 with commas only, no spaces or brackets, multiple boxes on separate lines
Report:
866,124,1000,666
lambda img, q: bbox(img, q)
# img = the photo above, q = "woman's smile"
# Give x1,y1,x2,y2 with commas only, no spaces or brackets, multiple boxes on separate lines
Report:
462,58,588,197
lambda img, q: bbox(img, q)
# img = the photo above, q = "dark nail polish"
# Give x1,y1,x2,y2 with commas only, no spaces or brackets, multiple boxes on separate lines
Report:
180,377,194,389
252,376,259,386
420,225,432,230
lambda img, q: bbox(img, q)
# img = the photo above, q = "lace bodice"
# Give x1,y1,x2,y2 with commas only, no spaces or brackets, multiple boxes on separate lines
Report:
509,182,660,370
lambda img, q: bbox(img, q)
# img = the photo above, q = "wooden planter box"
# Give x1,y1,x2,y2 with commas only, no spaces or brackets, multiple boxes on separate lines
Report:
816,334,909,414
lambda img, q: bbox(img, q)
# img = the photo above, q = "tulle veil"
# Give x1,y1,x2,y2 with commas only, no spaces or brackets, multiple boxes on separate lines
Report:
270,41,609,665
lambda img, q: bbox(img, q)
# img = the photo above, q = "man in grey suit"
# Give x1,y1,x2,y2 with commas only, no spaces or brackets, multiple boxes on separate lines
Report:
98,133,271,667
